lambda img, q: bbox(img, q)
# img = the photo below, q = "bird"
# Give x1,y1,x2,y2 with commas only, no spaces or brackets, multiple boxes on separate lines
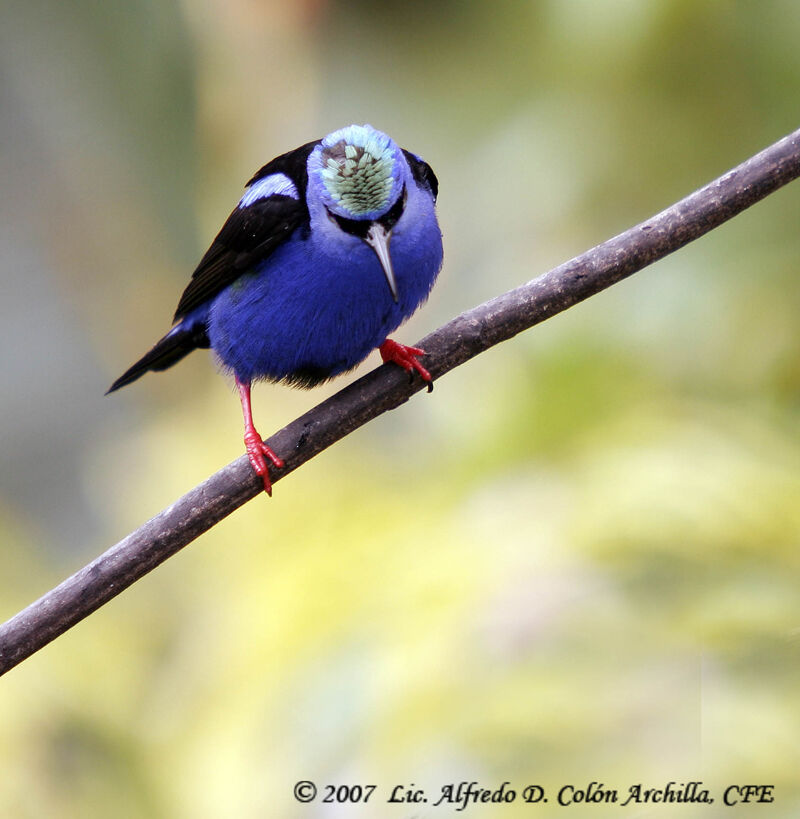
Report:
108,124,443,495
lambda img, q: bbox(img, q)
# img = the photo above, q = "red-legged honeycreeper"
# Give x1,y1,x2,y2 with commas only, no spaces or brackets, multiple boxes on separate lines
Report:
108,124,443,494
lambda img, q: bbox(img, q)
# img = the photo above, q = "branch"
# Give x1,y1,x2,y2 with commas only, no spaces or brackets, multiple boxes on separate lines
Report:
2,127,800,676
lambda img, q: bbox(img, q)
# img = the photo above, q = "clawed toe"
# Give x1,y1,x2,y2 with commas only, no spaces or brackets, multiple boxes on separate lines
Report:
379,339,433,387
244,432,283,495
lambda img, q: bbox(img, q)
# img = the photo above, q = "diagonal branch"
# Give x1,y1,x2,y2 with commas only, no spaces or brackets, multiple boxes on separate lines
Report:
2,127,800,676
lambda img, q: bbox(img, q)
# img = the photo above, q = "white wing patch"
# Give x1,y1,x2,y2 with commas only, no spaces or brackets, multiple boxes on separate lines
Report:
239,173,298,208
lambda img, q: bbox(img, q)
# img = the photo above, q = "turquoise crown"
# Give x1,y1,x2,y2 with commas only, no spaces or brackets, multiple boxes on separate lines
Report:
316,124,403,220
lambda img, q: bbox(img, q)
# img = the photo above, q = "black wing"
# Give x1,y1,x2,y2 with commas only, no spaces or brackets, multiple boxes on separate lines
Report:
172,139,319,321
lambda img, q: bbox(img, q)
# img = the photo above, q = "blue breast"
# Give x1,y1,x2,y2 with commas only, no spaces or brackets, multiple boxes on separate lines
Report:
206,188,443,386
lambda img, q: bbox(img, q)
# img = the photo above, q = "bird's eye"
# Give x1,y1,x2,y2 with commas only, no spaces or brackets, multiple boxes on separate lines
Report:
378,186,407,230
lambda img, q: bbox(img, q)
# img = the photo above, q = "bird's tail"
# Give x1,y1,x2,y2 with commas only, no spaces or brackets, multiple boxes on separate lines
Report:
106,321,210,394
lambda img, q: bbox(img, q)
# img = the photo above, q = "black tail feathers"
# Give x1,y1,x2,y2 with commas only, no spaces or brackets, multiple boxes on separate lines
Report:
106,322,210,394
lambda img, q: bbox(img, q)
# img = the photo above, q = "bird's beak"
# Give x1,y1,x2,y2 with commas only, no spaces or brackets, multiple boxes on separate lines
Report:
363,223,398,303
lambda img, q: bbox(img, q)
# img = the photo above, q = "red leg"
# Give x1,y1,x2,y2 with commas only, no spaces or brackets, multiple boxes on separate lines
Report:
379,339,433,391
236,378,284,496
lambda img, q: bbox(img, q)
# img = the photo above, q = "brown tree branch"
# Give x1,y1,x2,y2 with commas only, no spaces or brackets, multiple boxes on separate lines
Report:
2,127,800,676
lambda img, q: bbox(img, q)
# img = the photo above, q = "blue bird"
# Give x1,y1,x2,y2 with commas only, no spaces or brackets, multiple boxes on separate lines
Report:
108,124,443,494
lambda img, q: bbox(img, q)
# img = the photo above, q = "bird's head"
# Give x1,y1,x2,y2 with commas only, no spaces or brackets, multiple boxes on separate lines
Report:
311,124,408,301
315,124,404,220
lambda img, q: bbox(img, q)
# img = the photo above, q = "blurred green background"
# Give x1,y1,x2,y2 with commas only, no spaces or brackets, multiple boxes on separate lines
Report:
1,0,799,816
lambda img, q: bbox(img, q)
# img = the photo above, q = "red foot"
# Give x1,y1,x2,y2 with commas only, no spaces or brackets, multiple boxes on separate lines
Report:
243,428,284,496
379,339,433,392
237,377,284,496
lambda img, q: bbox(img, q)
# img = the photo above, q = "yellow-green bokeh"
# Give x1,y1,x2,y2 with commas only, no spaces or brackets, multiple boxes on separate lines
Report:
1,1,799,817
